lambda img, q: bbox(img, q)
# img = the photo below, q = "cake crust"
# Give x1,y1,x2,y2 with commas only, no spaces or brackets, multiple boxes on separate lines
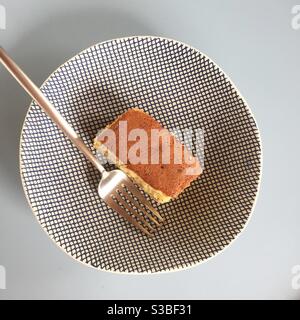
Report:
94,108,202,203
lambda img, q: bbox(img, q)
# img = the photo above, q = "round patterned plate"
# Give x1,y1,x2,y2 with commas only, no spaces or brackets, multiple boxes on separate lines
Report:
20,36,262,273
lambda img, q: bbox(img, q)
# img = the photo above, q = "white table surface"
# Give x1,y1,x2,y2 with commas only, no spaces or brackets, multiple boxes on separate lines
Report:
0,0,299,299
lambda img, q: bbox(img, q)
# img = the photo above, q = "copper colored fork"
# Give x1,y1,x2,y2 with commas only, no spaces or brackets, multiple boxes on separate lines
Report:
0,47,163,237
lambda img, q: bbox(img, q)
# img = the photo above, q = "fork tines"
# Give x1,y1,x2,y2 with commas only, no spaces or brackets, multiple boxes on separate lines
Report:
107,180,164,237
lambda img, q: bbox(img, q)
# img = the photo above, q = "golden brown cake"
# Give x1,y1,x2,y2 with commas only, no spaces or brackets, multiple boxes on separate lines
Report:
94,108,202,203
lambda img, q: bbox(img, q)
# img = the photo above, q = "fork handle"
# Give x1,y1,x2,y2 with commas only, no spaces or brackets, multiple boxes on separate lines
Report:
0,47,106,174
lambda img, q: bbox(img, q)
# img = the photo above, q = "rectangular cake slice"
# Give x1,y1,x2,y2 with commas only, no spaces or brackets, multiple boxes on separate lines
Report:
94,108,202,203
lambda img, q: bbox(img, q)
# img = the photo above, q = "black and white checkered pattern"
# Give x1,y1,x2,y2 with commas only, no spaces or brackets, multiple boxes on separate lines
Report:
20,37,261,273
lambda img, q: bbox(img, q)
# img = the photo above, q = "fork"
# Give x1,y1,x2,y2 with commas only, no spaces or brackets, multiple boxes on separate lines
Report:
0,47,163,237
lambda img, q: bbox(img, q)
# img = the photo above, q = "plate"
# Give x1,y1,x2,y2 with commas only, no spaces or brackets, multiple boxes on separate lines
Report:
20,36,262,273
